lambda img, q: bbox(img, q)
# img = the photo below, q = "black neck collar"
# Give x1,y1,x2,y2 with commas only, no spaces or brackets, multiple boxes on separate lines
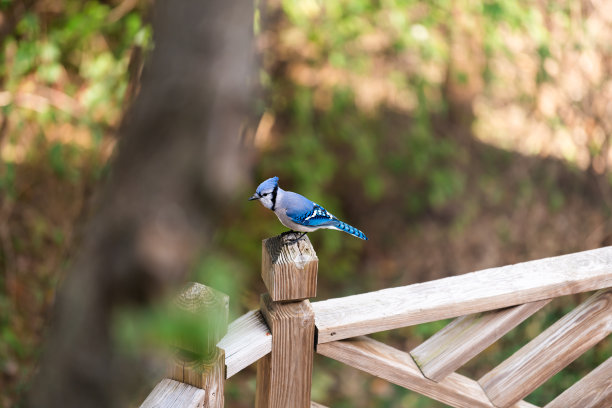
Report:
271,185,279,211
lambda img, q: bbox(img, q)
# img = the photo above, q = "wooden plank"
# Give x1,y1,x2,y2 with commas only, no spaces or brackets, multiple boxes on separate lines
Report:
411,299,550,382
217,309,272,378
312,246,612,343
262,233,318,301
545,356,612,408
140,378,205,408
310,402,328,408
479,288,612,408
256,353,273,408
317,336,537,408
255,293,315,408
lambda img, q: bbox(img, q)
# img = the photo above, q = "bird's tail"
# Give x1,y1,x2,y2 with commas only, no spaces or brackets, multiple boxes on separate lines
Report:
332,220,368,240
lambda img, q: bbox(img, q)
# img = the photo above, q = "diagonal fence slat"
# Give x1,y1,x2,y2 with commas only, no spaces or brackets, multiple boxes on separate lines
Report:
313,246,612,343
411,299,550,382
479,288,612,408
217,310,272,378
317,336,538,408
544,356,612,408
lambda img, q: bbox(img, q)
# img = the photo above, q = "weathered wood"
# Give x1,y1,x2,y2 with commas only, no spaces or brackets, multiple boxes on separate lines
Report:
262,233,318,301
545,356,612,408
255,353,273,408
479,288,612,408
310,402,328,408
173,282,229,358
411,299,550,382
256,293,315,408
312,246,612,343
217,309,272,378
169,282,228,407
169,349,225,405
317,336,537,408
140,379,205,408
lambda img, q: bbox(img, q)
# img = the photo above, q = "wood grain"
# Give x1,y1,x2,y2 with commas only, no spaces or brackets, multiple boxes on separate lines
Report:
174,282,229,358
256,293,315,408
312,246,612,343
140,378,205,408
411,299,550,382
169,282,228,407
217,309,272,378
169,349,225,406
255,353,273,408
317,336,537,408
262,233,318,301
545,356,612,408
479,288,612,408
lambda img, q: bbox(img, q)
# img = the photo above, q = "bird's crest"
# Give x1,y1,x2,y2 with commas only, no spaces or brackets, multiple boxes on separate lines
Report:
256,176,279,195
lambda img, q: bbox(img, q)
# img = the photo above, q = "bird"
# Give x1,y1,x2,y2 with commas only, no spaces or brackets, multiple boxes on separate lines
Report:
249,176,368,240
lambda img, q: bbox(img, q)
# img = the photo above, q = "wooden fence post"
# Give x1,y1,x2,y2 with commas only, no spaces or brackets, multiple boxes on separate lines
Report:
168,282,229,408
255,232,318,408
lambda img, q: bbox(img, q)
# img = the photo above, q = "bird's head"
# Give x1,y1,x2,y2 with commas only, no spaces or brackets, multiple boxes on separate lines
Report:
249,176,279,210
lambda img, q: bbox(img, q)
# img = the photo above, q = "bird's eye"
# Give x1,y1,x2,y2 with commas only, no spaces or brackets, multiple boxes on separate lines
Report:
263,193,269,196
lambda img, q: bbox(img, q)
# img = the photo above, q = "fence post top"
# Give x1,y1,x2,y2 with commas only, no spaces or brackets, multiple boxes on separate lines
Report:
262,233,319,302
175,282,229,314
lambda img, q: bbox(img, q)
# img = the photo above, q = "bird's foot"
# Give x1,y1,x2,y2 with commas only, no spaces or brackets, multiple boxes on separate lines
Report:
280,231,307,245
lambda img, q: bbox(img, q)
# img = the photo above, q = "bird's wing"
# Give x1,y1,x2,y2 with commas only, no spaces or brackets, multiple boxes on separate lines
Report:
287,203,338,227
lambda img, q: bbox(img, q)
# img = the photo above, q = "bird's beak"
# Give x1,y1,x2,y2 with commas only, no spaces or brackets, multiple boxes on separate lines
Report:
248,194,260,201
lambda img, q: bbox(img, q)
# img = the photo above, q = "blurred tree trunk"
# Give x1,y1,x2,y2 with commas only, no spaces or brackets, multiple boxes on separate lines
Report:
28,0,253,407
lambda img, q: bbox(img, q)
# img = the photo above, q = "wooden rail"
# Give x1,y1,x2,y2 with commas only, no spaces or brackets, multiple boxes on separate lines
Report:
545,356,612,408
140,241,612,408
317,336,538,408
478,289,612,407
217,309,271,378
141,379,206,408
411,299,551,381
312,246,612,343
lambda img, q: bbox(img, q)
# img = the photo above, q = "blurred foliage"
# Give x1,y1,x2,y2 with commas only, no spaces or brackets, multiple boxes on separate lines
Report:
216,0,612,406
2,0,612,407
0,1,151,406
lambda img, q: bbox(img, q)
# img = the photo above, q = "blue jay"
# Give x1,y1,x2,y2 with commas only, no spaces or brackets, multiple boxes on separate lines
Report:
249,177,368,240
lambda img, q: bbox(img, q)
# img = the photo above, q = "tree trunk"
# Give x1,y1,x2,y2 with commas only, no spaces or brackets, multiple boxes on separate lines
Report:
28,0,253,406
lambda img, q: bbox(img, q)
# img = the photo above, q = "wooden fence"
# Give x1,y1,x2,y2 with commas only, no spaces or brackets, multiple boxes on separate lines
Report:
141,234,612,408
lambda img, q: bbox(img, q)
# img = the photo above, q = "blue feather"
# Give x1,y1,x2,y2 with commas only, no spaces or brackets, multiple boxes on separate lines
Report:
288,203,368,240
332,219,368,240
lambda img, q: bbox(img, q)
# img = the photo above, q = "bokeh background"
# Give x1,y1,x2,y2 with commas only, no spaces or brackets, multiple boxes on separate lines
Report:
1,0,612,406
